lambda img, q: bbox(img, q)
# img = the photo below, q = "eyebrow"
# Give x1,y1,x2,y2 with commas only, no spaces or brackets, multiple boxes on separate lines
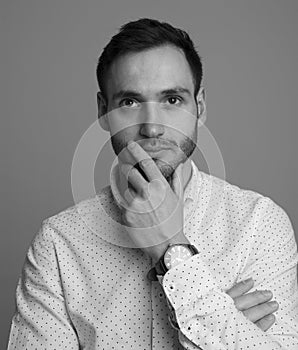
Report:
112,86,192,101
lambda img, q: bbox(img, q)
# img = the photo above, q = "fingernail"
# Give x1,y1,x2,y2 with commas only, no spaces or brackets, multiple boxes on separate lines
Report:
263,290,273,297
270,301,279,309
243,277,253,284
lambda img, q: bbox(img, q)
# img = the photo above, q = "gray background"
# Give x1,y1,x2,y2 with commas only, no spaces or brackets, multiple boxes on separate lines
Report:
2,0,297,348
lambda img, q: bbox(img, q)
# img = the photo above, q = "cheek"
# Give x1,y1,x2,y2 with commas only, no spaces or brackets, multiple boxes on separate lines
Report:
115,127,139,145
170,121,197,143
166,107,197,138
108,115,139,138
111,129,140,164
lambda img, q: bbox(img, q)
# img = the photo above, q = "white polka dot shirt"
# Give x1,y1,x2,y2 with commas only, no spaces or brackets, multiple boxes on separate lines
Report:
7,161,298,349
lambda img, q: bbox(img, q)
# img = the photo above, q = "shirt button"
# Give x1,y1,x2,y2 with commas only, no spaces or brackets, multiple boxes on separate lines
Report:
169,284,175,291
186,322,192,331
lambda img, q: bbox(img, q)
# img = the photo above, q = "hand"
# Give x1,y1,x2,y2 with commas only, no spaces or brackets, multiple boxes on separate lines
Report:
119,141,189,262
226,278,279,331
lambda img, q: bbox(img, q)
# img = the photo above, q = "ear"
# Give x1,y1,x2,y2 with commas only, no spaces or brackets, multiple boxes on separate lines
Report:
97,91,110,131
195,87,206,125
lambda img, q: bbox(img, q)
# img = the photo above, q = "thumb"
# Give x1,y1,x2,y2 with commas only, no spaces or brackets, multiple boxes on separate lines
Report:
172,163,184,199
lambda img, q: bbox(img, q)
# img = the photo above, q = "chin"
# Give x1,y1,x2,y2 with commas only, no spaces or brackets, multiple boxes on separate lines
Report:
153,159,177,180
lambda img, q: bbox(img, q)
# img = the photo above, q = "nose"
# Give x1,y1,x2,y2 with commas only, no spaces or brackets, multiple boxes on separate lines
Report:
139,103,165,138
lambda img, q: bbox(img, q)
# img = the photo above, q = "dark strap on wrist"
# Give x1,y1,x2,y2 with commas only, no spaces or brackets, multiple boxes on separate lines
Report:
147,244,199,282
147,267,159,281
147,258,166,281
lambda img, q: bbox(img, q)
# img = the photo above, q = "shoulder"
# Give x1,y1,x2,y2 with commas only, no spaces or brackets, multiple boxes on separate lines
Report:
198,170,293,230
39,185,118,240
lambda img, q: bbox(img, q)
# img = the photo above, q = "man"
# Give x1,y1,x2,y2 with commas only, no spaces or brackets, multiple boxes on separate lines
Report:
7,18,298,349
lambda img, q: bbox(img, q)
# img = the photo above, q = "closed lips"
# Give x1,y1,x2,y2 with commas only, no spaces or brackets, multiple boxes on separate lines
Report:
138,141,174,152
142,146,170,152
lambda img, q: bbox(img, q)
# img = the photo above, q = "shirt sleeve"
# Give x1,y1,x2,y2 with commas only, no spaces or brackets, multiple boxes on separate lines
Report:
160,198,298,350
7,220,79,350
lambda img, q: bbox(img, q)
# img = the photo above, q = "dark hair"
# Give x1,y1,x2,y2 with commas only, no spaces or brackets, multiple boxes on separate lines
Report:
96,18,203,101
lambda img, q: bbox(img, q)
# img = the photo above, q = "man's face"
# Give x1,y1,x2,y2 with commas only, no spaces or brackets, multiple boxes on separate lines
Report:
100,45,202,180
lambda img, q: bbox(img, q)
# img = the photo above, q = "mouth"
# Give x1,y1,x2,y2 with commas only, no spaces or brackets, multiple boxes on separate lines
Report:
141,147,169,153
137,140,173,153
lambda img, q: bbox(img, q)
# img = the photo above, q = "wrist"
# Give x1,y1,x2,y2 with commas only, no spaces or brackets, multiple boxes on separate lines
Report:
147,241,199,281
150,232,190,263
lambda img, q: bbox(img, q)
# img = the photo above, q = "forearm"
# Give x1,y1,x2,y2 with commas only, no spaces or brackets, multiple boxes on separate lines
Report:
160,255,295,349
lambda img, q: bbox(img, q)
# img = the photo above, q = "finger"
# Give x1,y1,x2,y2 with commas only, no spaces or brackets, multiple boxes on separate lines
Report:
124,187,137,204
255,314,276,332
121,163,149,196
126,141,165,182
233,290,273,311
242,301,279,323
171,163,184,198
226,278,254,299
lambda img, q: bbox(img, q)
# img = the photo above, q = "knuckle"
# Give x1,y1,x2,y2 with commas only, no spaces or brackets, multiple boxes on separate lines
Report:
140,158,152,168
127,168,139,182
242,309,250,318
233,297,241,309
129,167,138,176
130,197,140,208
225,288,232,296
153,178,165,189
148,180,164,194
124,209,134,223
121,211,129,225
140,188,149,197
153,179,168,191
124,188,133,201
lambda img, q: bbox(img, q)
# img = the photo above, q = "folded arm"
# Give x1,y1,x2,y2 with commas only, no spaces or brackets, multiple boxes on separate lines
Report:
160,199,298,349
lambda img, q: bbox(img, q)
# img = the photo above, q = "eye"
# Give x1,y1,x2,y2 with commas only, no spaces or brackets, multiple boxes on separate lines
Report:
119,98,139,108
166,96,183,105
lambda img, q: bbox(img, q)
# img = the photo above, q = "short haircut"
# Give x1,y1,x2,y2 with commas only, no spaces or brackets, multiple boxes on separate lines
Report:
96,18,203,101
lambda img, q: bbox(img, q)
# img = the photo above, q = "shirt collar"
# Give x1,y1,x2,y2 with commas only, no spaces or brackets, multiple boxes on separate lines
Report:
184,160,201,203
110,159,201,208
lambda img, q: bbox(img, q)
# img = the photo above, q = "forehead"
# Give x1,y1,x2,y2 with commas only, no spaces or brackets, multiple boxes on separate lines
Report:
105,45,195,100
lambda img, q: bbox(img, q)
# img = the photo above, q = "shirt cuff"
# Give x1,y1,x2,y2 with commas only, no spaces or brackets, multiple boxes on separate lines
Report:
161,254,219,310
